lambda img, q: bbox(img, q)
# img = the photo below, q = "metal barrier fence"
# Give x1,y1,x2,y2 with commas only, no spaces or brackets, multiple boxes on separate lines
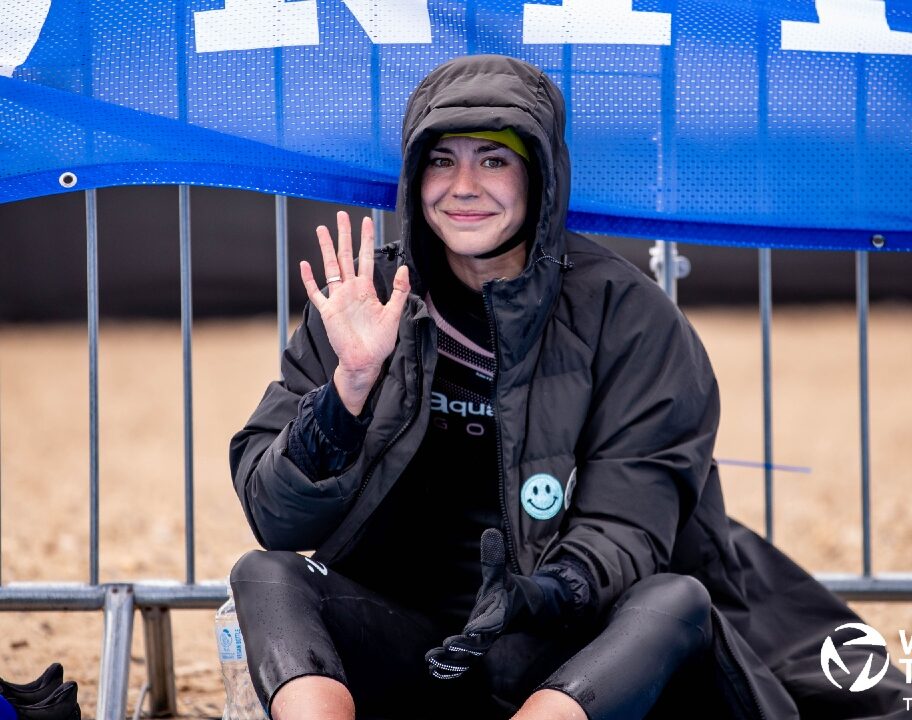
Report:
0,187,909,719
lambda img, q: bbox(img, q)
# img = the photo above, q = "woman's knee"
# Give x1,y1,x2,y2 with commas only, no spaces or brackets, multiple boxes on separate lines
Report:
538,576,714,720
653,573,711,615
230,549,326,602
232,548,286,583
612,573,712,646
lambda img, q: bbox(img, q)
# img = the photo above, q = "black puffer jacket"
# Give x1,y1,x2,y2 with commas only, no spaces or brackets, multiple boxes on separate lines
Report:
230,55,907,719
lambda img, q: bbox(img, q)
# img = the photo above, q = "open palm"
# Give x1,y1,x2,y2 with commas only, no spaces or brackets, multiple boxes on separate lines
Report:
299,211,410,412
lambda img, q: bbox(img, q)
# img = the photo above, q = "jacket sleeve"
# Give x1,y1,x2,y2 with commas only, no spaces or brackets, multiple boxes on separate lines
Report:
287,378,372,479
229,302,375,551
535,555,599,620
544,275,720,618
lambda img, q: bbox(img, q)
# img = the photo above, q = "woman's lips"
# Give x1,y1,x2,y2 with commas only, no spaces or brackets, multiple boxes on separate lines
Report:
443,211,496,221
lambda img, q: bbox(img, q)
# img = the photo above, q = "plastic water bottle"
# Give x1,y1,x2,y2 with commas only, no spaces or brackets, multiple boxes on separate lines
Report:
215,586,266,720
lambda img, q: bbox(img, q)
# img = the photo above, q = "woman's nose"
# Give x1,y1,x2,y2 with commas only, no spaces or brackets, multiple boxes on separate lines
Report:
450,164,479,197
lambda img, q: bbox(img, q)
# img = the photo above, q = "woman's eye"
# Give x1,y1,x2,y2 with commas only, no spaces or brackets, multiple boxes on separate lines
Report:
428,156,453,168
482,157,505,168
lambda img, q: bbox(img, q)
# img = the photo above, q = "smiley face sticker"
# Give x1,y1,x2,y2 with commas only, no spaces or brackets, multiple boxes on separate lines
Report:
520,474,564,520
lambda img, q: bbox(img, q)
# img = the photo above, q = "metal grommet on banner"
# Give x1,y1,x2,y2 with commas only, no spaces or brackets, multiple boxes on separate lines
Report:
871,234,885,249
58,172,78,188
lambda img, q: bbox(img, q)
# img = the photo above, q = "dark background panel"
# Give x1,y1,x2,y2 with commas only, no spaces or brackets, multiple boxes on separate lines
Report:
1,186,910,322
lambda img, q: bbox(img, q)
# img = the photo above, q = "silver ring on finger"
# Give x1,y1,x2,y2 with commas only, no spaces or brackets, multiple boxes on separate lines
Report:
326,275,342,283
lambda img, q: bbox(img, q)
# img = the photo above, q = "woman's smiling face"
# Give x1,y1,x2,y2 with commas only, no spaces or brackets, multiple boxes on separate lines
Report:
420,135,529,259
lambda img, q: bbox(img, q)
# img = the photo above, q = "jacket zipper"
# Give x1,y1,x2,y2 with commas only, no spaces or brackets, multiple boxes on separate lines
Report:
483,285,521,575
711,607,767,720
355,320,424,500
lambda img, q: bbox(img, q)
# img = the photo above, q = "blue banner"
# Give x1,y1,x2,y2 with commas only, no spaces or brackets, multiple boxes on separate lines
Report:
2,1,911,250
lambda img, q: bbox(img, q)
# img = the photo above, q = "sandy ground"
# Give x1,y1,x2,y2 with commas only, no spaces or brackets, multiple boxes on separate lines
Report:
1,304,910,718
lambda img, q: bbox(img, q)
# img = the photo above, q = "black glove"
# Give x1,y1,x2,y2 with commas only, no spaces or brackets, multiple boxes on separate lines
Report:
425,528,569,680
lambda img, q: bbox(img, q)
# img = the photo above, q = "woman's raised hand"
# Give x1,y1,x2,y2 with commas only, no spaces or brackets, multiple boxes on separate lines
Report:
299,211,410,416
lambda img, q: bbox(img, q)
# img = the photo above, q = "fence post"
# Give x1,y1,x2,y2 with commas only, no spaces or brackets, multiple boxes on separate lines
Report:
759,247,774,542
86,189,100,586
649,240,690,301
276,195,290,369
141,607,178,717
856,250,872,577
371,208,385,249
179,185,196,587
96,584,135,720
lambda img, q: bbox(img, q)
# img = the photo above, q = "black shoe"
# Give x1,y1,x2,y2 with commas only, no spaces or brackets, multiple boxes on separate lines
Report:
0,665,63,707
12,681,79,720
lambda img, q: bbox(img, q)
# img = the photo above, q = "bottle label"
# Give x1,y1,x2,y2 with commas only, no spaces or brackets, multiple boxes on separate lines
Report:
216,621,247,662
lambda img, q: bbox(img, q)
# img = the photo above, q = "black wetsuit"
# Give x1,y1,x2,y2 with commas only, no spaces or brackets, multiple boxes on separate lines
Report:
232,270,717,719
329,264,503,626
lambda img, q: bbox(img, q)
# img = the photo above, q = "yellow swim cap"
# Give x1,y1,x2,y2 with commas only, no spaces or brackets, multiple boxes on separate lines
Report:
439,129,530,162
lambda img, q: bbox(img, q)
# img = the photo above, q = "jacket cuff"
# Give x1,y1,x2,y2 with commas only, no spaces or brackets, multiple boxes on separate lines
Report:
535,555,599,620
312,377,373,452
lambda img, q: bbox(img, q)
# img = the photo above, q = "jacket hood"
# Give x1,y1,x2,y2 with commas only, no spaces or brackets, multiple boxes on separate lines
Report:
397,54,571,302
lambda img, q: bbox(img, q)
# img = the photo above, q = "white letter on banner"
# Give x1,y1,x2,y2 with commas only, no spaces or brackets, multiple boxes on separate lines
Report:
194,0,431,52
523,0,670,45
782,0,912,55
195,0,319,52
341,0,431,43
0,0,52,76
